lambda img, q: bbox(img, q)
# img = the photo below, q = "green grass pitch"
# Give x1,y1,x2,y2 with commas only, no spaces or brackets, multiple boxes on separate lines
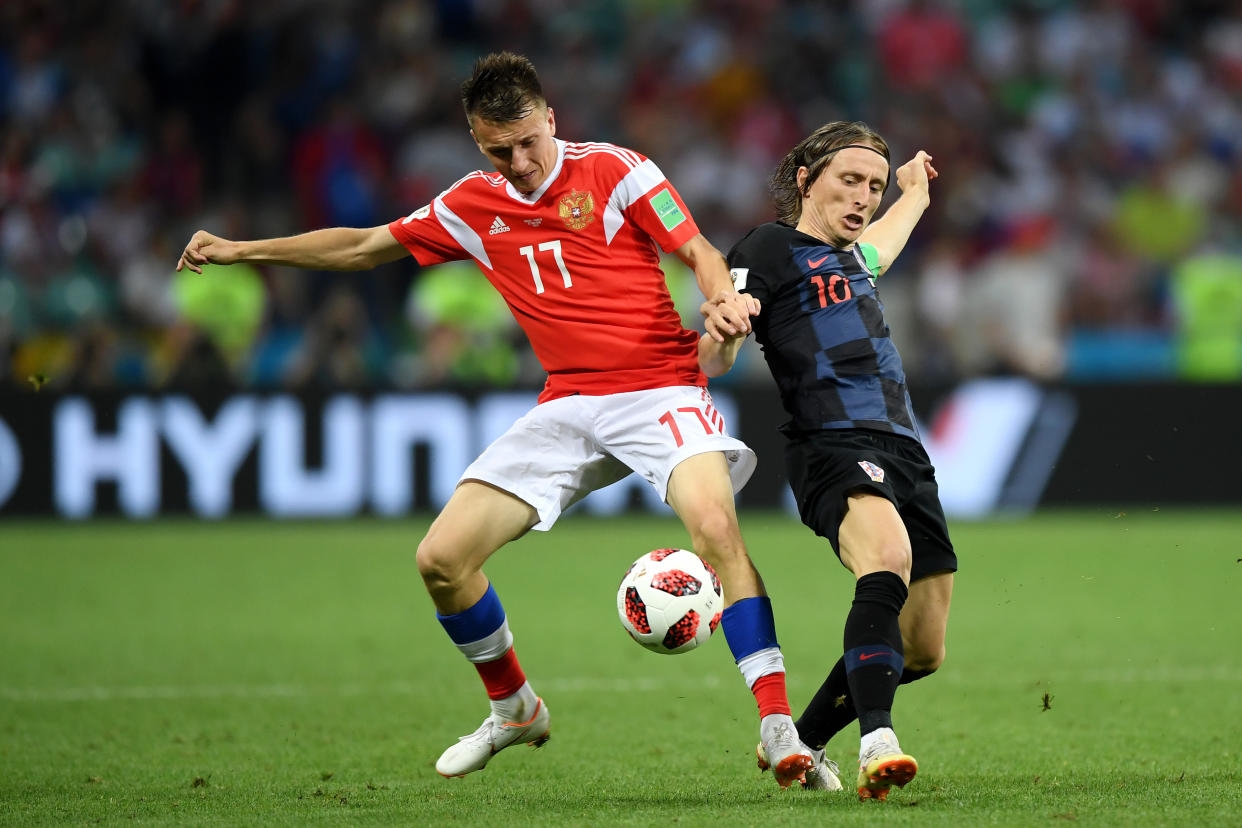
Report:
2,510,1240,825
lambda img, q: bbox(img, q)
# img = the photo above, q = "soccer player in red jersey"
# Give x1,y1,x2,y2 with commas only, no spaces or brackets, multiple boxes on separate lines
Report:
177,52,812,787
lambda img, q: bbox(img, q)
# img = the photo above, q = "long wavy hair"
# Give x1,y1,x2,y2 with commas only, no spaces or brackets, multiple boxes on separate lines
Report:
770,121,890,225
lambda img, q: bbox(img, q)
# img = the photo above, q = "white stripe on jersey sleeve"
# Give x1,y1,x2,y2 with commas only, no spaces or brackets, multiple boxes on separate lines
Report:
446,170,505,194
433,196,493,270
565,142,642,169
602,158,666,245
402,173,501,223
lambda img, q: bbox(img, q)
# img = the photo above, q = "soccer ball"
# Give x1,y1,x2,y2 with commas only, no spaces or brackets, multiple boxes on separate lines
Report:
617,548,723,654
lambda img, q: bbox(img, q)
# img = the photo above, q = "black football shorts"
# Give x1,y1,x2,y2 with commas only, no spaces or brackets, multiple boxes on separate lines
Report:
783,428,958,582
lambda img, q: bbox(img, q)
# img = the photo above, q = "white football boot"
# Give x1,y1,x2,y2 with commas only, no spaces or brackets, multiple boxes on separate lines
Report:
435,697,550,778
856,727,917,801
757,740,844,791
757,714,815,789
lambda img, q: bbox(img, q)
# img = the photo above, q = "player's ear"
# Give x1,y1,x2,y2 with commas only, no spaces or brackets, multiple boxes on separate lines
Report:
546,106,556,137
796,165,809,196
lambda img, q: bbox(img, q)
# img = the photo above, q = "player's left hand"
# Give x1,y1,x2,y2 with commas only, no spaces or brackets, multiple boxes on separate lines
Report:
700,289,760,343
177,230,242,274
895,150,938,194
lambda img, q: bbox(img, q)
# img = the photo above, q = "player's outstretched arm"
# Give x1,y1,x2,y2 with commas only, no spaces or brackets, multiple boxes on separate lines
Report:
858,150,938,274
176,225,407,274
674,233,759,342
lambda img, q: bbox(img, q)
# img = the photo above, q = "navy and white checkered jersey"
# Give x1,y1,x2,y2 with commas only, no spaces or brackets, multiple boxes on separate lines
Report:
727,221,919,441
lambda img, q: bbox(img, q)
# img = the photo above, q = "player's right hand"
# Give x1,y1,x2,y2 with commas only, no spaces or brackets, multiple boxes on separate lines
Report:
176,230,240,274
894,150,938,195
700,289,760,343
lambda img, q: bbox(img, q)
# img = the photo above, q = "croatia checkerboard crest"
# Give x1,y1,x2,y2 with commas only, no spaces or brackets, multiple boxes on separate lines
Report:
858,460,885,483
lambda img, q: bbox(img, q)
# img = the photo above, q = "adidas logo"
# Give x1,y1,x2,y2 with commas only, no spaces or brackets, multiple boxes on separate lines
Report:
488,216,510,235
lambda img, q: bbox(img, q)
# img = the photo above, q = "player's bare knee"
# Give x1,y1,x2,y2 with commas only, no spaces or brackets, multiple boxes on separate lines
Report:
905,645,946,674
684,511,745,566
852,546,911,582
415,536,468,592
876,544,912,582
889,543,919,576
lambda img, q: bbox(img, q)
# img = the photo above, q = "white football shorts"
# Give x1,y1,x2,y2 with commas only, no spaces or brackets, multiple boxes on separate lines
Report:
459,385,756,531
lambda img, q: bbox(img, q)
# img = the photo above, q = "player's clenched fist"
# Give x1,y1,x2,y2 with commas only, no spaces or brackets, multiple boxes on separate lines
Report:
894,150,938,195
700,288,761,343
176,230,242,274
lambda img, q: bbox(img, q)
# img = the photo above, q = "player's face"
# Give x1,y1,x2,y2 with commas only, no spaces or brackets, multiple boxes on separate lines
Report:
798,147,888,247
471,105,558,193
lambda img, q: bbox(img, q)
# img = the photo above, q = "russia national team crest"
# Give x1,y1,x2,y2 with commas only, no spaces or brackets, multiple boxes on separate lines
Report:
858,461,885,483
558,189,595,230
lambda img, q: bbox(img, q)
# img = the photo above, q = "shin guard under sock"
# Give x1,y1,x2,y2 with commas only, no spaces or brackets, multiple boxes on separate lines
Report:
843,571,907,736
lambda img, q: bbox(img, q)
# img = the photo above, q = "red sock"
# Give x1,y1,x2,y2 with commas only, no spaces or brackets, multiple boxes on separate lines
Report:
751,672,792,718
474,647,528,700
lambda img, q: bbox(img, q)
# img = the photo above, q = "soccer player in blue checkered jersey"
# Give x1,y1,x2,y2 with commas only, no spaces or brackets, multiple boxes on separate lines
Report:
699,121,957,800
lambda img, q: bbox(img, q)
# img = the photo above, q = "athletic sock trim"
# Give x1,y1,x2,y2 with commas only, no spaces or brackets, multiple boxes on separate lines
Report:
844,644,904,674
475,647,528,700
720,596,780,662
751,672,792,718
436,583,506,644
737,646,786,689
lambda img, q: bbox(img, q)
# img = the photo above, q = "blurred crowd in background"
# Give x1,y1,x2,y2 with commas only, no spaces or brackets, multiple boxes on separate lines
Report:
3,0,1242,393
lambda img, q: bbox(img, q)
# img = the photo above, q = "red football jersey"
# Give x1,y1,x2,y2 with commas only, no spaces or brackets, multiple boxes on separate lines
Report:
388,139,706,402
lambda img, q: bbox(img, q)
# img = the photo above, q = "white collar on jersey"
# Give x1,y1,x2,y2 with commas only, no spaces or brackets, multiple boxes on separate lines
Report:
504,138,567,204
